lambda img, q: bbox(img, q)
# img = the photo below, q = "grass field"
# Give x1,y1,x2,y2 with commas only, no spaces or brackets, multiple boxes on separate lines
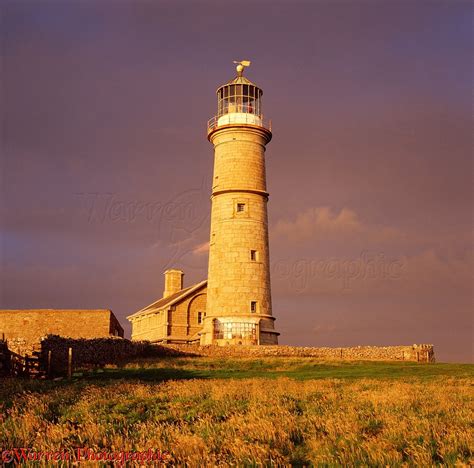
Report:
1,358,473,465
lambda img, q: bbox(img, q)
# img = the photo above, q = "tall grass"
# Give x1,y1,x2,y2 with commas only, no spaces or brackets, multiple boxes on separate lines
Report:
1,369,472,465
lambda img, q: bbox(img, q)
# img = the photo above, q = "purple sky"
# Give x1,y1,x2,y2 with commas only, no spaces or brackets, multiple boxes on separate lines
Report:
1,0,472,362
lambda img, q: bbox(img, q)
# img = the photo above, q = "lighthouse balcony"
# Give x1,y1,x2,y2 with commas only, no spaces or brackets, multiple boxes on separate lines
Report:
207,113,271,135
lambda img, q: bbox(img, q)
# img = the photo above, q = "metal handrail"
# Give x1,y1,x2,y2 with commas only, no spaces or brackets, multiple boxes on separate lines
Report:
207,114,272,135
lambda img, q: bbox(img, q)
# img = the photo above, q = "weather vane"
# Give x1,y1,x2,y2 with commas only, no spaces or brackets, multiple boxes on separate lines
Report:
233,60,251,76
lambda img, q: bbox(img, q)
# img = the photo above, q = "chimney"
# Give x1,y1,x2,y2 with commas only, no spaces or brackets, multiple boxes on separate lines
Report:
163,269,184,298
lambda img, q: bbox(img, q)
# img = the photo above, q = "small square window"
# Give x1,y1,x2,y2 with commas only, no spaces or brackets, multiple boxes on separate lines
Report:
250,301,257,313
237,203,246,212
250,250,257,261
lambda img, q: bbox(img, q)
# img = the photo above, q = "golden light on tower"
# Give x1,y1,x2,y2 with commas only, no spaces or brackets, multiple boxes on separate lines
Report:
200,61,279,345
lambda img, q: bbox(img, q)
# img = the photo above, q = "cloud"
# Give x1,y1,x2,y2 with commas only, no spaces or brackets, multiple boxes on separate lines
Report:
395,248,473,294
272,207,403,244
313,324,338,335
274,207,358,238
269,207,472,299
270,247,472,298
192,241,209,255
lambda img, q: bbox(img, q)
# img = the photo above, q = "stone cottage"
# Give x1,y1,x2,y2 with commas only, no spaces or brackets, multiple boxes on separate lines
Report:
127,269,207,344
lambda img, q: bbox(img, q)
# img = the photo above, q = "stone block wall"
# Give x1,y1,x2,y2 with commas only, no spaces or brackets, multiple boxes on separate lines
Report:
0,309,124,355
130,288,207,343
131,309,167,342
5,337,33,356
168,292,207,341
203,125,278,345
164,343,435,362
163,270,184,298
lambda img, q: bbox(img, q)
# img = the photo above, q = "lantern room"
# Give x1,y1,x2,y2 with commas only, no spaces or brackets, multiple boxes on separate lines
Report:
207,61,271,134
217,78,262,118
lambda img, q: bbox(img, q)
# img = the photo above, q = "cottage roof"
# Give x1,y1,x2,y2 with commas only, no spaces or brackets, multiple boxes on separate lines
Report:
127,280,207,320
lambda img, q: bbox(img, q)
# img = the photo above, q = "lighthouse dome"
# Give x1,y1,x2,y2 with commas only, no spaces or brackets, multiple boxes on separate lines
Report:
207,62,271,136
216,74,263,124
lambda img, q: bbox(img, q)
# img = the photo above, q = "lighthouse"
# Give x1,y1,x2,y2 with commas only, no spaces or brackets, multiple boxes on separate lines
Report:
200,61,279,345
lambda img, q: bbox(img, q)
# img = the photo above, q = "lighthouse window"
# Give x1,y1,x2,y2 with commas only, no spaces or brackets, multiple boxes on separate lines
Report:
237,203,246,212
213,321,257,340
250,301,258,313
198,312,204,324
250,250,257,261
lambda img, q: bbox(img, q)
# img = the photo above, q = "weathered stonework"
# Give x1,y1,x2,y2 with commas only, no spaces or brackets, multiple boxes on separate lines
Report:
39,336,187,376
128,281,207,343
129,69,279,346
164,344,435,362
0,309,124,355
163,269,184,298
200,73,279,345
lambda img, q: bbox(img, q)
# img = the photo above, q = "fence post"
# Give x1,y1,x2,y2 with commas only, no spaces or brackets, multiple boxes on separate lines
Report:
67,347,73,379
47,350,52,378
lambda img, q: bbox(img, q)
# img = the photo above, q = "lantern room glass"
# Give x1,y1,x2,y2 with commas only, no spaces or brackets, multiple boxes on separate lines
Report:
217,84,262,118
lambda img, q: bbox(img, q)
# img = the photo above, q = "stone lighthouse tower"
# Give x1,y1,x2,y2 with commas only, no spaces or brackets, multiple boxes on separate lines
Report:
200,61,279,346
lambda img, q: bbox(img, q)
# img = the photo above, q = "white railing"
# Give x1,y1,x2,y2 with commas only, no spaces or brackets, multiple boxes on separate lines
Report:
207,113,272,134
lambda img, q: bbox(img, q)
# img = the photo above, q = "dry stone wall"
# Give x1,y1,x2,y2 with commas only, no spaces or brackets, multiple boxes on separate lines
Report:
164,344,435,362
5,337,33,356
39,336,191,376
